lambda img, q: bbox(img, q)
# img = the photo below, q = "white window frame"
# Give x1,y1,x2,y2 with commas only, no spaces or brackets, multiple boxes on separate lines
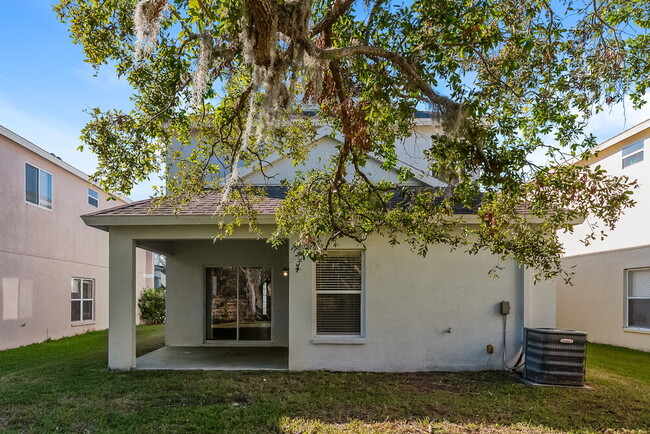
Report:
87,188,99,207
71,278,95,324
622,140,644,169
25,162,53,210
624,268,650,331
312,250,366,344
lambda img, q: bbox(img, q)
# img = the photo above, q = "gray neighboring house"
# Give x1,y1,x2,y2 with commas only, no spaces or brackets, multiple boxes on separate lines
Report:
82,119,556,371
0,125,154,350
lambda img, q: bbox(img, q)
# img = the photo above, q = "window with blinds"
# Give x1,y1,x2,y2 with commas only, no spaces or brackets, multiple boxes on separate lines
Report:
627,268,650,329
315,251,363,336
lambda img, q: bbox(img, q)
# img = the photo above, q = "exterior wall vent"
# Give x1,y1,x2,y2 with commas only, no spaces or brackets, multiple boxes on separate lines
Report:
524,328,588,386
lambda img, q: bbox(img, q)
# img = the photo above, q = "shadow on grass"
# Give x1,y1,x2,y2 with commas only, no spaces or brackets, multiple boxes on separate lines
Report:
136,324,166,356
0,328,649,433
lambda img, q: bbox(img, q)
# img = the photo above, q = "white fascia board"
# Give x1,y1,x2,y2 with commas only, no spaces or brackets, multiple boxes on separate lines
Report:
82,212,580,234
314,125,344,142
414,118,435,126
0,124,132,203
239,134,342,181
456,214,584,225
82,213,277,229
591,118,650,154
1,125,92,181
545,119,650,166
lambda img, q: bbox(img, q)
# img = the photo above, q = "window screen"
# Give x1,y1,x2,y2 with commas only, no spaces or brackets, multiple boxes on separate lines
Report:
622,140,644,168
315,251,363,335
622,140,643,156
25,163,52,209
88,189,99,207
39,171,52,209
25,164,39,204
628,269,650,329
72,278,94,322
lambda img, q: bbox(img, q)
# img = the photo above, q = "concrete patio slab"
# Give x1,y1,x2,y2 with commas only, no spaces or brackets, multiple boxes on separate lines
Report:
136,346,289,370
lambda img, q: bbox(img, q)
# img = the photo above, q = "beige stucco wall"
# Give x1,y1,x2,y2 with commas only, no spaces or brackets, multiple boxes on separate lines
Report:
165,239,289,347
0,132,152,349
288,234,556,371
557,246,650,352
103,223,555,370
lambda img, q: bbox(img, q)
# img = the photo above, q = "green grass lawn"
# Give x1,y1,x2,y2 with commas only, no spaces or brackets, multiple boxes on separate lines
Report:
0,326,649,433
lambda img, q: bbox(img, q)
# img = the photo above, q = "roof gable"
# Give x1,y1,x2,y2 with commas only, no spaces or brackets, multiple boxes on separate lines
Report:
240,132,446,187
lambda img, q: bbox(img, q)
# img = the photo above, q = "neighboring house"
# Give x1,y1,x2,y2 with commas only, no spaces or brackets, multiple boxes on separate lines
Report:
557,119,650,352
154,262,166,289
82,116,556,371
0,125,154,350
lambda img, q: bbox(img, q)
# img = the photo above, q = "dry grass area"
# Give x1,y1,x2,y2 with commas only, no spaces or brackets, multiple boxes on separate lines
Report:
0,326,649,433
280,418,572,433
282,419,650,433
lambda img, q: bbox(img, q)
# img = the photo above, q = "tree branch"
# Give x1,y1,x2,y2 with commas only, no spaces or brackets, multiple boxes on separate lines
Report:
309,0,355,36
301,40,461,112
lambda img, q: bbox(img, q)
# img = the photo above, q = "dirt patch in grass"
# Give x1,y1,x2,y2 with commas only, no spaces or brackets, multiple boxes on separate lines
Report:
109,395,143,413
224,395,253,408
397,373,474,393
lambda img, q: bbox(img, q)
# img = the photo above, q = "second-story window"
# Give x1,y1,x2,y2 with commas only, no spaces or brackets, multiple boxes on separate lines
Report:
88,188,99,207
25,163,52,210
622,140,644,168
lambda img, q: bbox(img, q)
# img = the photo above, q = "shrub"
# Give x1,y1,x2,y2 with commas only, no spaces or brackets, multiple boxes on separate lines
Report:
138,288,166,324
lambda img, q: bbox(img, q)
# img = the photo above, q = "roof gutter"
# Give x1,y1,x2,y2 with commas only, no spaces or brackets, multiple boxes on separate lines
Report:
82,212,582,232
81,213,279,231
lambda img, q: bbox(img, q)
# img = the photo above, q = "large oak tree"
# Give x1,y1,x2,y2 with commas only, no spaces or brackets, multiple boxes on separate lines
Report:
55,0,648,280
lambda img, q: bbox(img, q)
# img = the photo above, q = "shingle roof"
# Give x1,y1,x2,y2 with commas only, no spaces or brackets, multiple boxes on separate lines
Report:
84,187,287,217
83,186,487,219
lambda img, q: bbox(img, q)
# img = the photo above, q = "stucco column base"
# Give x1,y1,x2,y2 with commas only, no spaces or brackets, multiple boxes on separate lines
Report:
108,229,136,370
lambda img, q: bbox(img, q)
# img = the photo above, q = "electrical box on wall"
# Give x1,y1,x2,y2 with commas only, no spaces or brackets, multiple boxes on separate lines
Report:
500,300,510,315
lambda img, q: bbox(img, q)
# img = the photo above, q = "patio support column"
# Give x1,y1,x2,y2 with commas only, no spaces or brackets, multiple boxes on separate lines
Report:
108,228,136,370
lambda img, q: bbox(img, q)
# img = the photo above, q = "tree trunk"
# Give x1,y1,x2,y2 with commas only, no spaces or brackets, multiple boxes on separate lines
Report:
242,268,262,319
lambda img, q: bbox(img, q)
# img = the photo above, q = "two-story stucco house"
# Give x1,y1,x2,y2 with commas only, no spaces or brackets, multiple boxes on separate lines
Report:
82,116,557,372
0,125,154,350
557,119,650,352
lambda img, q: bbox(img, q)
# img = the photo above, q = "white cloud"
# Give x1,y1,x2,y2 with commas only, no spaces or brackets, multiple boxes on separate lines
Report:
129,172,165,201
527,95,650,167
71,64,130,89
0,95,97,172
0,95,156,201
584,95,650,144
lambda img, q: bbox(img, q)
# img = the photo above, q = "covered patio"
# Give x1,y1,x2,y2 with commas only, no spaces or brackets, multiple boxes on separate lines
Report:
136,346,289,370
82,191,290,371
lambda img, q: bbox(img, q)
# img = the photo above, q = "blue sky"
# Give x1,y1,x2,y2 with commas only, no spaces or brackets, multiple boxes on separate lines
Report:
0,1,648,200
0,1,157,200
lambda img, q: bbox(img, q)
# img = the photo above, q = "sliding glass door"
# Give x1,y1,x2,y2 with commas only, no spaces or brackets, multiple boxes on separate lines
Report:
206,267,272,341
